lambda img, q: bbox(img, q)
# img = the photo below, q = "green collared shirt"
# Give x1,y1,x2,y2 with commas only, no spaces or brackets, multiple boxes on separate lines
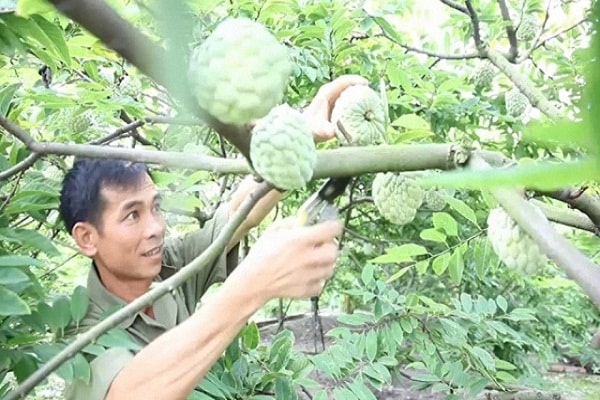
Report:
64,204,238,400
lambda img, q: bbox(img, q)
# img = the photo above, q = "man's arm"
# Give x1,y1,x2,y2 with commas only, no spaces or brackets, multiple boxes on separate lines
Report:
106,218,343,400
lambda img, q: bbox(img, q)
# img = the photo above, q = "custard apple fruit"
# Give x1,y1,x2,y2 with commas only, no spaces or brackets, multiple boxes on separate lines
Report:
331,85,387,146
505,89,530,118
517,14,538,42
250,104,316,190
372,172,424,225
473,62,495,88
65,109,92,134
486,206,547,274
119,75,142,98
423,187,454,211
188,17,292,126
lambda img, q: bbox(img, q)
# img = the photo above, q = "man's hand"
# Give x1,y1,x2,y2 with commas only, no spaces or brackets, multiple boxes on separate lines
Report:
302,74,369,142
231,217,343,300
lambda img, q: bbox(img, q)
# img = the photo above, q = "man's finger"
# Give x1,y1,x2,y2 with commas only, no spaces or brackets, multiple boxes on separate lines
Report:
300,220,344,245
317,74,369,101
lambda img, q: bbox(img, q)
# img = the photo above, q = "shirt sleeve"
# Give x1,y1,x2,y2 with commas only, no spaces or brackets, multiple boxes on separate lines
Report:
161,203,240,314
63,347,134,400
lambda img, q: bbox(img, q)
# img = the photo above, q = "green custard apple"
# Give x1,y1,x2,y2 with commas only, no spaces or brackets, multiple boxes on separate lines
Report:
331,85,387,146
486,205,548,274
250,104,316,190
372,172,424,225
188,17,292,126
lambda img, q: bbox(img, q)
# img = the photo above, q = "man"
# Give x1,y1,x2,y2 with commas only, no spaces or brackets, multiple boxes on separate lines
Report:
60,75,368,400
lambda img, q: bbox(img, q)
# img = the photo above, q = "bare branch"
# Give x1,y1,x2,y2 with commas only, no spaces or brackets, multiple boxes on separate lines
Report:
439,0,469,14
0,170,24,213
469,154,600,310
531,199,597,234
529,17,589,54
46,0,253,159
359,25,480,60
497,0,519,61
0,152,41,181
465,0,484,49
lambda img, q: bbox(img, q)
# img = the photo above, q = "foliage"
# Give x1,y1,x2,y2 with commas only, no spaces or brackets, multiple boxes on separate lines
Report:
1,0,599,399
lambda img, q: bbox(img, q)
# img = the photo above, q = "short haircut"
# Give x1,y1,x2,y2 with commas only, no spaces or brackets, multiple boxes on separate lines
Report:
59,157,151,235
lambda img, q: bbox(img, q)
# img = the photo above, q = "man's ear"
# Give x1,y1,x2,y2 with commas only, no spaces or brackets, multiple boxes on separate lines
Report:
72,222,98,257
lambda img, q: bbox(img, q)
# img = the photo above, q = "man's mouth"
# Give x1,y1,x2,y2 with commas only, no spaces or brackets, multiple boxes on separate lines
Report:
142,245,162,257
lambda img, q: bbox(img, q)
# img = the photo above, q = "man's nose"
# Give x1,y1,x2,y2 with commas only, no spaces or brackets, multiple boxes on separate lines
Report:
146,211,165,238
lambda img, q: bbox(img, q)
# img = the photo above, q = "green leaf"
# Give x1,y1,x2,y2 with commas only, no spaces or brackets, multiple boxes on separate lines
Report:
432,212,458,237
275,377,297,400
30,14,71,67
390,113,430,130
386,265,412,283
0,284,30,315
71,352,91,384
365,329,378,362
495,359,517,371
420,228,447,244
448,249,464,284
0,267,29,284
51,294,72,331
70,285,89,323
444,197,480,228
495,295,508,313
371,243,428,264
0,228,60,257
16,0,55,16
242,321,260,350
0,255,43,267
0,83,20,116
431,253,451,275
361,263,374,285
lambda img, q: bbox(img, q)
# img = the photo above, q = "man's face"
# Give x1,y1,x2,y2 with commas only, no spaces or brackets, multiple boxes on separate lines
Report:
92,173,166,282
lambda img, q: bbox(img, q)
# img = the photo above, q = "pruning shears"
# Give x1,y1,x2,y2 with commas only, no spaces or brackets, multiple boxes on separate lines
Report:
297,176,352,227
295,176,352,353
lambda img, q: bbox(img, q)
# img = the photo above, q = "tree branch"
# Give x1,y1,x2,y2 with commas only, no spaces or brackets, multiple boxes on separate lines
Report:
465,0,484,49
0,152,41,181
485,47,564,119
469,154,600,310
363,23,480,60
46,0,253,159
5,182,273,400
438,0,469,14
497,0,519,61
525,18,590,58
530,199,597,234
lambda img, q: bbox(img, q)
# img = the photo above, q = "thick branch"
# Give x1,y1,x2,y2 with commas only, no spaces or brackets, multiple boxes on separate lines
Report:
5,182,273,400
465,0,484,49
530,199,597,234
469,155,600,310
485,47,564,119
46,0,252,159
497,0,518,61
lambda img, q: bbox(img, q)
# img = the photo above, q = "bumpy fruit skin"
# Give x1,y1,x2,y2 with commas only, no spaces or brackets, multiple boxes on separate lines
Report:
486,206,547,274
517,14,538,42
474,62,495,88
66,110,92,134
423,187,449,211
250,104,316,190
505,89,530,118
372,172,424,225
331,85,386,146
119,75,142,98
188,17,292,126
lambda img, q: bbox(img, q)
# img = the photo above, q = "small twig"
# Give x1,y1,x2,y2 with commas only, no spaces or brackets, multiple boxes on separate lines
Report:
516,0,552,63
497,0,519,61
438,0,469,14
0,170,24,213
0,152,42,181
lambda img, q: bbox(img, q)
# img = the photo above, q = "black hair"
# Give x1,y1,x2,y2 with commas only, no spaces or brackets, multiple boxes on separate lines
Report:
59,157,151,235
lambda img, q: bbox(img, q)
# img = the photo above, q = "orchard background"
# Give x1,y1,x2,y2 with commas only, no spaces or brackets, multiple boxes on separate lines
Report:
1,0,600,399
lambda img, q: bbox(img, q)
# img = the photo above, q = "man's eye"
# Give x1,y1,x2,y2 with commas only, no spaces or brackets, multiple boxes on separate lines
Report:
153,203,162,212
125,211,138,221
